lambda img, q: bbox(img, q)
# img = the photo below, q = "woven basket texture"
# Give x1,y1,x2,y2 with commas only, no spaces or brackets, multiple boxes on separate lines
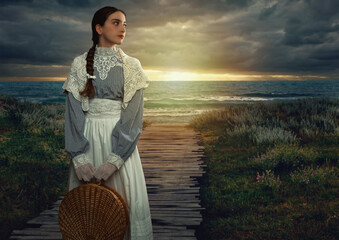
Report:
59,180,129,240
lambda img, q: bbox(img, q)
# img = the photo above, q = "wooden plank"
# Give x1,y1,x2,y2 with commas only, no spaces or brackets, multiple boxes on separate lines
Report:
141,123,205,239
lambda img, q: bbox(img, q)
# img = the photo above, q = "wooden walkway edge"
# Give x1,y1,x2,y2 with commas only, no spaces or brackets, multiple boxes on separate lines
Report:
9,123,207,240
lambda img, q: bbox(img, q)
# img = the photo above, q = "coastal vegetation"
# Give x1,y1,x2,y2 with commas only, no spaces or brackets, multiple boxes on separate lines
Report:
1,93,337,239
189,97,338,239
0,94,67,239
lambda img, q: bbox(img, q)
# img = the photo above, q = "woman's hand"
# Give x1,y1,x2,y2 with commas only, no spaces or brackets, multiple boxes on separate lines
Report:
74,163,96,182
93,162,118,181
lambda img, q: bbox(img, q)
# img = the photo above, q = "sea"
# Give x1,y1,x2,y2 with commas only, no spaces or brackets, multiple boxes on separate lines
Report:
0,80,338,123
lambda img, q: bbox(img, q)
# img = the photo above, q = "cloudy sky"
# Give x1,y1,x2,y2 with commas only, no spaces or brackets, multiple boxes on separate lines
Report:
0,0,338,81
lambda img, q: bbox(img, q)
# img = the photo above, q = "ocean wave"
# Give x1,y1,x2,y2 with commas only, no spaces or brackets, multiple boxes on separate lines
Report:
144,95,307,102
143,108,214,117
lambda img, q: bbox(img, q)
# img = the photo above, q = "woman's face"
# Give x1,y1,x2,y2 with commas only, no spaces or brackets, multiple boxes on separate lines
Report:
96,11,127,47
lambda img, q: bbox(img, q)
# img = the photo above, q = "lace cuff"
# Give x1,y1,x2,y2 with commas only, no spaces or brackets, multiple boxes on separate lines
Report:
106,152,124,170
72,153,90,169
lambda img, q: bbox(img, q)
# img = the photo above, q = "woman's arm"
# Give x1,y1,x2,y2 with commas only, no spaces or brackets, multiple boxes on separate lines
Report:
64,91,91,168
106,88,144,169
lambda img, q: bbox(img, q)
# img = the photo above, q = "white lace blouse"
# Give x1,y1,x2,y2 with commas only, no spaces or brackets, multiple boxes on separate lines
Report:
64,45,144,170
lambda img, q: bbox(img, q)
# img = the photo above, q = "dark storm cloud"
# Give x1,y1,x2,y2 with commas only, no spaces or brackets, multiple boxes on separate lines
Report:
56,0,96,8
0,0,338,80
0,16,89,64
282,16,339,46
0,0,34,7
248,0,339,74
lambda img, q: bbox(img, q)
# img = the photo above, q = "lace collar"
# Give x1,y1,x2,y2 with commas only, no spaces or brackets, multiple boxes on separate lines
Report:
62,47,150,111
95,44,119,56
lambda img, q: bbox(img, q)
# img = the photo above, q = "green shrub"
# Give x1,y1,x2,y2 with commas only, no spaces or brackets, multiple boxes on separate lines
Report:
250,143,319,173
256,169,282,191
289,165,337,187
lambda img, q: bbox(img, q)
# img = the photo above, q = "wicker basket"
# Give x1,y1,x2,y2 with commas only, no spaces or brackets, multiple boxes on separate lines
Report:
58,179,129,240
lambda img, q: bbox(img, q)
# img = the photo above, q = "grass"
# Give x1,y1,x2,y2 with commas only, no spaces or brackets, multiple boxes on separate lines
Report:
0,93,151,240
0,94,68,240
189,97,338,240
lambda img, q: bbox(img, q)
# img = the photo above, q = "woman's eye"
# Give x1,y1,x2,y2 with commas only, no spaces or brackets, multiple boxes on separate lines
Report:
113,22,127,27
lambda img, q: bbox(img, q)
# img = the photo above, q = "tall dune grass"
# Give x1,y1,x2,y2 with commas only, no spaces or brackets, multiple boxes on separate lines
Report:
1,94,65,131
190,97,338,144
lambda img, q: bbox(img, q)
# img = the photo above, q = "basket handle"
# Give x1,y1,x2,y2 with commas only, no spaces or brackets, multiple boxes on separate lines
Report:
84,179,104,186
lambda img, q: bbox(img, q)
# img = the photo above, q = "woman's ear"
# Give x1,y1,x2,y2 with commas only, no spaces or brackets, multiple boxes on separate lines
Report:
95,24,102,35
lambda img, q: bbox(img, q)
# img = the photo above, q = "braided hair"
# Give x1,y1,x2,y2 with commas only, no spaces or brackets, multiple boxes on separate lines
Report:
79,6,126,98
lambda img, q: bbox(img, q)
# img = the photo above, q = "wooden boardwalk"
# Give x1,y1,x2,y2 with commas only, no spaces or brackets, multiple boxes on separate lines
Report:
9,123,206,240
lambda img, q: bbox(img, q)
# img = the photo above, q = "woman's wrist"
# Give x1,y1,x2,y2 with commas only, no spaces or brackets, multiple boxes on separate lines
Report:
72,153,90,169
106,152,124,170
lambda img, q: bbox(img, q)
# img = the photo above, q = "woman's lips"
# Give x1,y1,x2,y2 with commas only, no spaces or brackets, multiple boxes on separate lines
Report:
118,35,124,39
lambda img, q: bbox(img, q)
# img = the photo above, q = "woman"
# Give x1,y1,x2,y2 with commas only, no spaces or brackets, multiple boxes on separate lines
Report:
62,6,153,240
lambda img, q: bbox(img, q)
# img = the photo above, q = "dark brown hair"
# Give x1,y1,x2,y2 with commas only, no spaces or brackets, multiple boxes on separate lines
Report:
79,6,126,98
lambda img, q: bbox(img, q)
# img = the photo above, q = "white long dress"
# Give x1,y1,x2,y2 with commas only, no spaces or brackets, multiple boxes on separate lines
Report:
63,45,153,240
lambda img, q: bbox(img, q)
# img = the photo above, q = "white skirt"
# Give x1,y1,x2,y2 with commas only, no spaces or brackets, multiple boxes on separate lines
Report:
67,98,153,240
